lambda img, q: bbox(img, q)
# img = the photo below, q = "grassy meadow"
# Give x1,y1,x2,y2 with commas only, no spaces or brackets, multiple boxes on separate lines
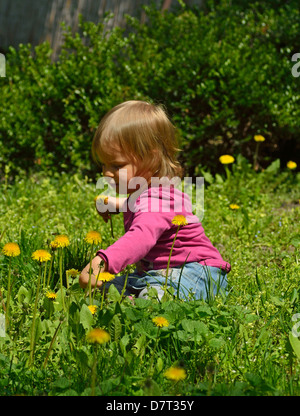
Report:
0,155,299,396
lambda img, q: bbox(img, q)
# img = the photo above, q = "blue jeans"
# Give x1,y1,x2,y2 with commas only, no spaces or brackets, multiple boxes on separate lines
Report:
105,262,228,301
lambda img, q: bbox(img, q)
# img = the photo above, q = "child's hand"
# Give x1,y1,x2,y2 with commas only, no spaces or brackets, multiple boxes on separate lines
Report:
94,196,127,223
79,255,107,288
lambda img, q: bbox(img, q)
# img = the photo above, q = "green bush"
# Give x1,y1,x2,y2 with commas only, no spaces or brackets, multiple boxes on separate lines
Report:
0,0,299,178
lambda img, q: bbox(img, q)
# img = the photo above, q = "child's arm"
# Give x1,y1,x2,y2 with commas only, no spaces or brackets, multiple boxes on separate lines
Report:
79,255,108,288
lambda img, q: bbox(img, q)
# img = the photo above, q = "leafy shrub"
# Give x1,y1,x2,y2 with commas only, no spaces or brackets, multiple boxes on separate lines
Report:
0,0,299,178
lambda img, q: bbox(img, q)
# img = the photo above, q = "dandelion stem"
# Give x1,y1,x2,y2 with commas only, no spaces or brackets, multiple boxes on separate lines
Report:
29,263,42,367
120,270,129,301
100,283,106,310
164,226,180,293
109,216,114,239
91,345,98,396
5,257,12,331
59,249,66,312
46,253,55,288
253,142,260,170
87,243,94,305
42,261,48,290
92,261,103,304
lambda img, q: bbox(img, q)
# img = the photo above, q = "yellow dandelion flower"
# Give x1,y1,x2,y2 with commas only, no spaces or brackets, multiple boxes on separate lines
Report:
88,305,97,315
86,328,110,344
54,235,70,248
46,291,57,300
171,215,188,226
85,231,102,245
66,268,80,278
152,316,170,328
164,366,187,381
99,272,115,282
229,204,240,210
2,242,20,257
32,249,52,263
254,135,265,142
219,155,235,164
49,240,59,250
287,161,297,170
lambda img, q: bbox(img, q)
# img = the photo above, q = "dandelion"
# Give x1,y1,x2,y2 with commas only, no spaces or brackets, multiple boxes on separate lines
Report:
164,366,187,382
49,240,59,251
152,316,170,328
46,291,57,300
66,268,80,278
148,316,170,375
52,236,70,311
54,235,70,248
29,249,51,366
163,215,188,296
172,215,188,226
219,155,235,164
32,250,51,263
2,242,20,257
254,135,265,142
85,231,102,305
253,135,265,170
88,305,97,315
99,272,115,310
87,325,110,396
85,231,102,245
2,242,20,331
219,155,235,180
86,328,110,344
99,272,115,282
287,161,297,170
229,204,240,210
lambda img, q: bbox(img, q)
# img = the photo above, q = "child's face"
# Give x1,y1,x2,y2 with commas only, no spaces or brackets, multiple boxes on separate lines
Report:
101,150,138,195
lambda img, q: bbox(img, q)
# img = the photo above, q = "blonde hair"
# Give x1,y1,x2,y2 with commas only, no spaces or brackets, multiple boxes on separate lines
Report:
92,100,183,180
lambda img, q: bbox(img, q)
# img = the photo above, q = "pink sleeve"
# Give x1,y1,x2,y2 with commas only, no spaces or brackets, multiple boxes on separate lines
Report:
97,210,171,274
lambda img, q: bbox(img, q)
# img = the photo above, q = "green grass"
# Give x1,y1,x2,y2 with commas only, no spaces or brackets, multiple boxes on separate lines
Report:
0,156,299,396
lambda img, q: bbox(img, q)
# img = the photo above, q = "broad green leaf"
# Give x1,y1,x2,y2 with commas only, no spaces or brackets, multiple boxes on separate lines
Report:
181,319,209,335
79,304,93,330
289,332,300,359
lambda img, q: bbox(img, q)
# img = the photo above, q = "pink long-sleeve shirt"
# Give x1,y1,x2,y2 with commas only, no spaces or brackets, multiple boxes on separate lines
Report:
97,186,231,275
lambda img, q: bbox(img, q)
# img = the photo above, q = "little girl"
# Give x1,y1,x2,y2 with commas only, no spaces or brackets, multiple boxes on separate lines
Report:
79,100,231,300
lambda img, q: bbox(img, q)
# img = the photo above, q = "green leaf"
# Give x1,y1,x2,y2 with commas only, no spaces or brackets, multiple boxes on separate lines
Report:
289,332,300,359
132,334,147,357
52,377,72,390
17,285,31,304
120,334,130,356
181,319,209,336
79,304,93,330
202,170,214,185
109,314,122,342
265,158,280,173
135,298,153,309
107,284,121,303
209,337,225,349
